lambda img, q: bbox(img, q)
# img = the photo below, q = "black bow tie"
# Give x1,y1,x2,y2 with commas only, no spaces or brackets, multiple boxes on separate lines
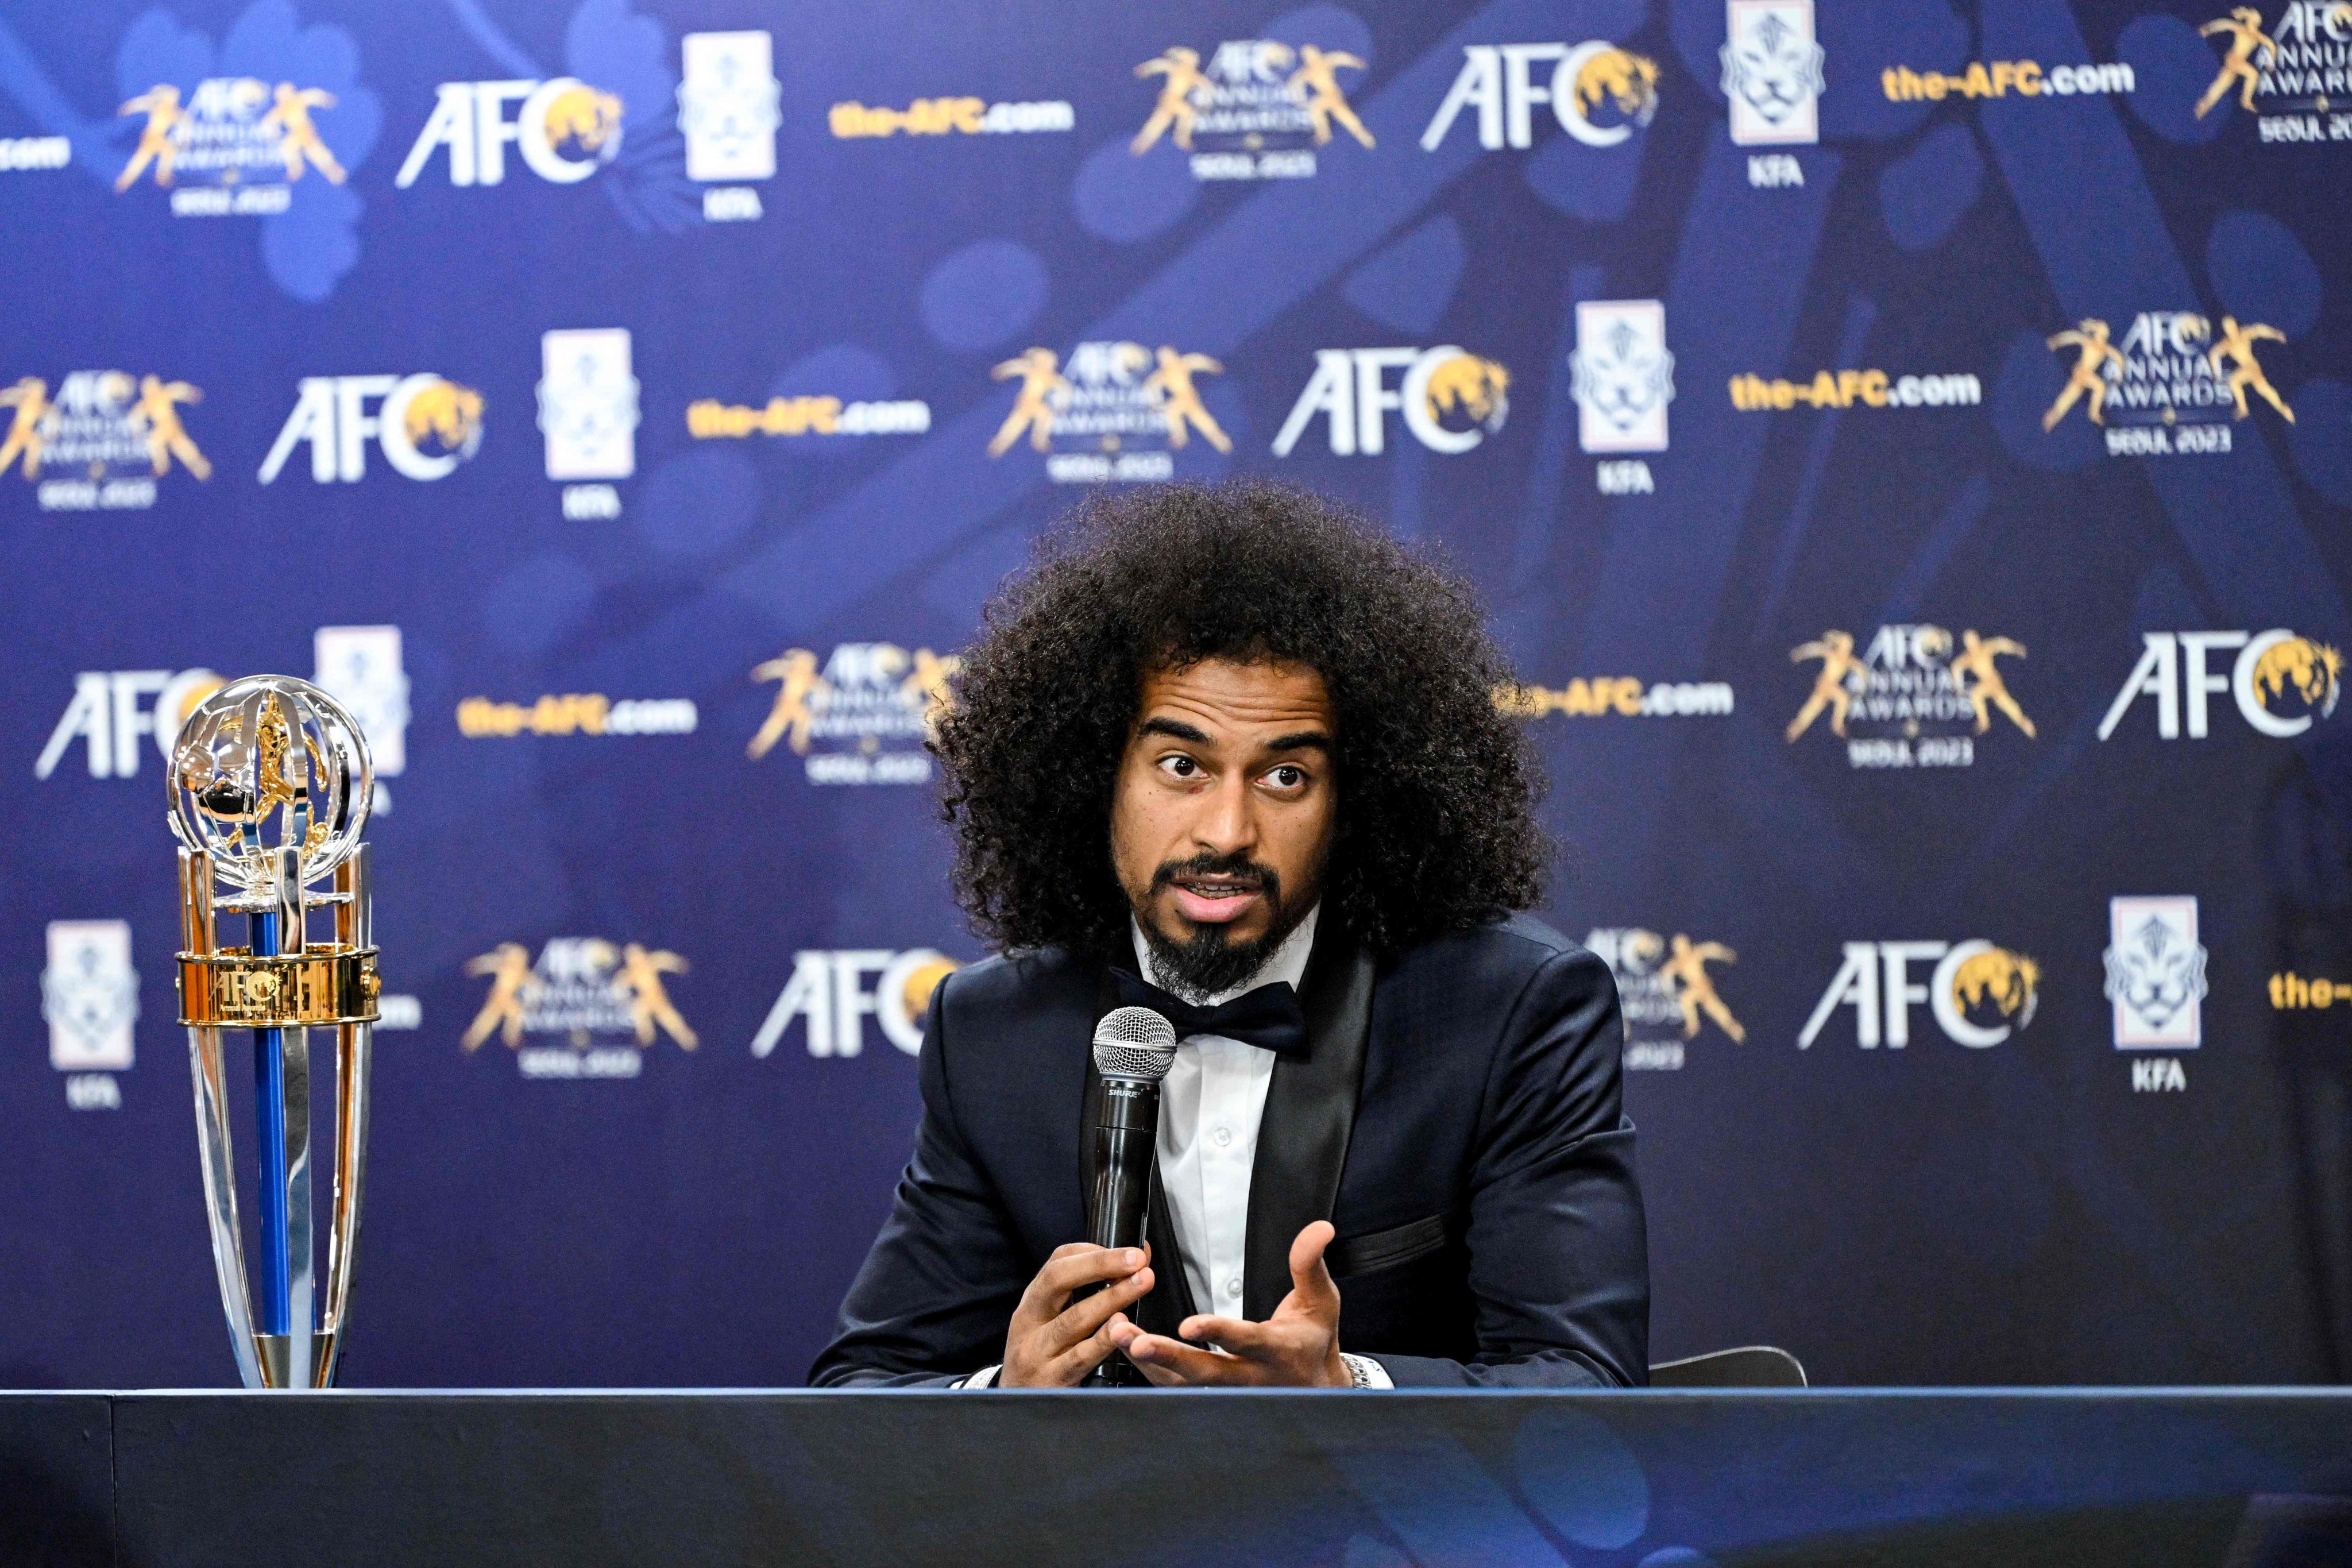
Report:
1110,970,1310,1059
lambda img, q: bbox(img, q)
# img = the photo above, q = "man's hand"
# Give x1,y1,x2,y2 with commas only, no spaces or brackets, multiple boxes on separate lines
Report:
1106,1221,1351,1387
997,1243,1156,1387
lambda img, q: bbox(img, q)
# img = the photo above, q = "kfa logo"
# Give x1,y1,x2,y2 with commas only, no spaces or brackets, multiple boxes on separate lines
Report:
678,31,780,183
1571,301,1673,456
2105,896,2207,1050
1799,940,2040,1049
396,78,624,187
751,949,960,1057
1722,0,1825,146
1421,42,1660,150
2098,630,2342,740
44,920,137,1109
314,625,411,781
1271,346,1511,457
538,329,638,482
36,668,223,779
258,375,483,484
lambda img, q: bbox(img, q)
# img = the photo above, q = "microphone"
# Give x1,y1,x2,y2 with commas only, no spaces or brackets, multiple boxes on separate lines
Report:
1081,1005,1176,1387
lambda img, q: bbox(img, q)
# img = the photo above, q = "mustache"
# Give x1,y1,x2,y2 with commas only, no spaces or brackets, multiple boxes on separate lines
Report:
1149,851,1281,903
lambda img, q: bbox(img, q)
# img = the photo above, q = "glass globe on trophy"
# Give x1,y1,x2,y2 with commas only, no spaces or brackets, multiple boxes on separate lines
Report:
166,675,380,1389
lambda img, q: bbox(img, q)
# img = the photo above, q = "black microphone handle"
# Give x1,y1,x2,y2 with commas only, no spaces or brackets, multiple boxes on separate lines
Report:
1079,1075,1160,1387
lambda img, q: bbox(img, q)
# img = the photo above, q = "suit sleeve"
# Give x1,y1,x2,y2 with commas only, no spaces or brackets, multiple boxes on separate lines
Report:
807,978,1033,1387
1368,948,1650,1388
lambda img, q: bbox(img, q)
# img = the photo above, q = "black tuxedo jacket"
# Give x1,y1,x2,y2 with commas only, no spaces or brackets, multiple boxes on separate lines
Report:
809,915,1648,1388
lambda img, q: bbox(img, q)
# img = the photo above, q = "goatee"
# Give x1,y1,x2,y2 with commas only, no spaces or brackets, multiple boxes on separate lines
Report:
1130,850,1315,1002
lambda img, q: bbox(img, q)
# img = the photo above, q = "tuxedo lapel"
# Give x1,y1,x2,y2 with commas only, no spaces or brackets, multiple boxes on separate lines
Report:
1085,967,1196,1335
1241,939,1374,1322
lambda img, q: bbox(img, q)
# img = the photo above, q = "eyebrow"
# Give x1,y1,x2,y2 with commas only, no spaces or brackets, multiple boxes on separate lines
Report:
1136,717,1333,754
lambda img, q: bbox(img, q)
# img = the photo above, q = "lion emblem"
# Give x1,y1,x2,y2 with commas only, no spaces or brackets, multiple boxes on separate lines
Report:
2103,913,2207,1031
1950,948,2039,1030
403,379,484,458
1573,49,1660,128
2251,637,2343,719
1422,353,1511,432
1720,9,1826,126
1571,319,1675,431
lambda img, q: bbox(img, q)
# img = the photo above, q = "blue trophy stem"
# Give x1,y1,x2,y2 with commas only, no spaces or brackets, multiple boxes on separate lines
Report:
251,910,292,1339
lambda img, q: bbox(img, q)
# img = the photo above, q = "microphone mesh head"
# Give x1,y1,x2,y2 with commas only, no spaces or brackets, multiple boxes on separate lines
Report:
1092,1006,1177,1080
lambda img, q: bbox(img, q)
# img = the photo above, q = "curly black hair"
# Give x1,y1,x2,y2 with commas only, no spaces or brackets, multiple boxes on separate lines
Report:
934,480,1551,959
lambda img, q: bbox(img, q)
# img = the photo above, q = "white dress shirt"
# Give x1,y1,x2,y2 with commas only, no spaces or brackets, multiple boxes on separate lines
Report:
963,905,1387,1387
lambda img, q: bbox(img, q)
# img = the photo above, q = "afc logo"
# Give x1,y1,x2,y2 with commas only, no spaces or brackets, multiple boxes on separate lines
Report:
1421,43,1660,150
751,949,960,1058
2098,629,2341,739
1799,940,2040,1049
396,78,624,188
1272,346,1511,457
258,375,483,484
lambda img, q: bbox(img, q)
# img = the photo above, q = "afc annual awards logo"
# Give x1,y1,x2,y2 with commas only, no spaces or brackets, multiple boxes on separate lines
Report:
1722,0,1824,145
1786,624,2034,770
44,919,137,1109
752,948,961,1057
2043,311,2293,458
1272,346,1510,457
2099,628,2340,740
749,643,959,785
988,342,1230,484
260,374,482,484
1801,940,2038,1049
115,75,346,216
2194,5,2352,144
1586,928,1744,1072
1423,41,1659,151
1131,40,1373,181
464,938,696,1079
2105,896,2208,1051
2,369,209,511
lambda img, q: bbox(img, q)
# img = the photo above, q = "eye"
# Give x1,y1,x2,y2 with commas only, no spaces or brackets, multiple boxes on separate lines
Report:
1156,754,1201,779
1262,764,1308,790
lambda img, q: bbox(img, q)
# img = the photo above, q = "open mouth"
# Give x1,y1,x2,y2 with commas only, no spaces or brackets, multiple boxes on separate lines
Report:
1167,873,1266,925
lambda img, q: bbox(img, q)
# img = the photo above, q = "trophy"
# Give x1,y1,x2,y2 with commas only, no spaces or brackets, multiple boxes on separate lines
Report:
166,675,379,1389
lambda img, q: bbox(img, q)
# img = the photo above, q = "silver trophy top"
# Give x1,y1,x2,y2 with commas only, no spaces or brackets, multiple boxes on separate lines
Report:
166,674,373,913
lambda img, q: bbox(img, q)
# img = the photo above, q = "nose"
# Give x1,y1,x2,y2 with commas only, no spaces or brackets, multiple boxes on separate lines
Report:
1191,770,1257,858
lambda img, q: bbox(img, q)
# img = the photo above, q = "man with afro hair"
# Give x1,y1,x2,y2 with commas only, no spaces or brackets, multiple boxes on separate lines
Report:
813,481,1647,1389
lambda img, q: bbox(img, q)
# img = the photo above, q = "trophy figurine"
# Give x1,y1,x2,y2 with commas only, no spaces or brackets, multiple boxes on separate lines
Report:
166,675,379,1389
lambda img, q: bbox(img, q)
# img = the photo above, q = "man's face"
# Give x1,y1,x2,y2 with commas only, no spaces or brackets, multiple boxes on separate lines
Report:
1110,658,1338,997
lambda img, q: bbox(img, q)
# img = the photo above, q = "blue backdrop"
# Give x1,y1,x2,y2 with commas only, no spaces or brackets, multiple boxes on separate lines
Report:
3,0,2349,1389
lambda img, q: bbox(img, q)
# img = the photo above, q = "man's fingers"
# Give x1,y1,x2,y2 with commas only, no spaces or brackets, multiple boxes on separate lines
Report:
1121,1331,1255,1384
1287,1220,1341,1317
1039,1266,1153,1355
1019,1246,1148,1318
1043,1319,1123,1384
1175,1314,1277,1355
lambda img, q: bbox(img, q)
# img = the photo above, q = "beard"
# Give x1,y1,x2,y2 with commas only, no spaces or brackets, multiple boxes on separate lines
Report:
1128,849,1318,1002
